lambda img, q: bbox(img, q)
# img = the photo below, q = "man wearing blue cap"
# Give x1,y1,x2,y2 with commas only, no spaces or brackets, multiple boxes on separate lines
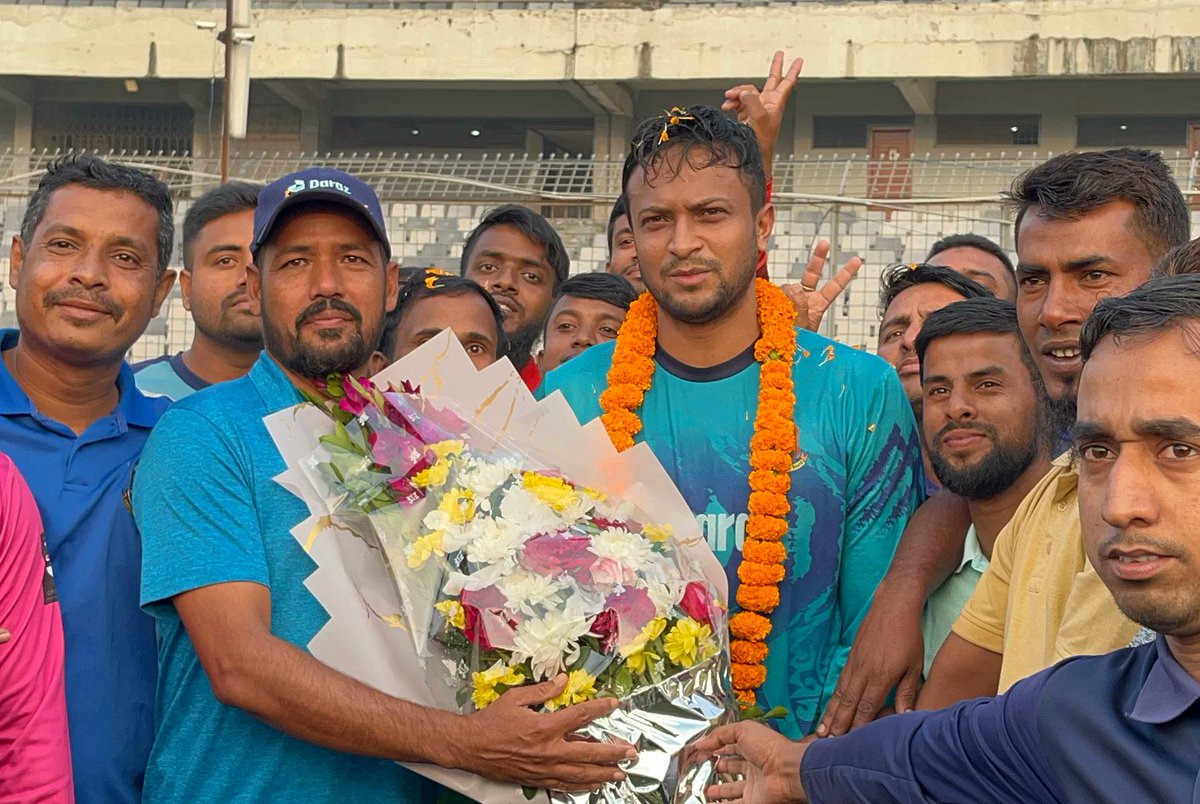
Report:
133,168,634,802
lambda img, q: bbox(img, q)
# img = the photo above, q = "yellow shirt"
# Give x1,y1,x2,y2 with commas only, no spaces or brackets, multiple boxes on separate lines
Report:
951,455,1139,692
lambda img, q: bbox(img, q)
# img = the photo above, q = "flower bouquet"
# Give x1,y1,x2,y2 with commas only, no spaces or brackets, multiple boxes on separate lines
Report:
264,330,734,803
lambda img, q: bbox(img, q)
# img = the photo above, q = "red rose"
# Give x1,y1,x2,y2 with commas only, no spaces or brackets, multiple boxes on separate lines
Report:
589,609,620,654
679,581,716,628
522,533,596,578
338,380,370,416
461,604,494,651
605,587,656,635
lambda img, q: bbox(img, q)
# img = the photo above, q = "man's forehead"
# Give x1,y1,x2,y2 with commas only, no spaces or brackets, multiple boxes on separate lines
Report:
925,331,1023,371
626,157,748,201
552,294,625,318
1080,327,1200,410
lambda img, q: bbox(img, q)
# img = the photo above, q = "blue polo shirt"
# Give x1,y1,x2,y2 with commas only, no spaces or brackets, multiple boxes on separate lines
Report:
133,352,434,803
0,328,169,804
802,636,1200,802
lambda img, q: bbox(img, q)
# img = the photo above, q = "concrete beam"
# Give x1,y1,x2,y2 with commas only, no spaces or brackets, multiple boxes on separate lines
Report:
0,1,1196,83
894,78,937,116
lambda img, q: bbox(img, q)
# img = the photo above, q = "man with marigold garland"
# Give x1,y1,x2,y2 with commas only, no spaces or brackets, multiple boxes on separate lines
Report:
538,106,924,737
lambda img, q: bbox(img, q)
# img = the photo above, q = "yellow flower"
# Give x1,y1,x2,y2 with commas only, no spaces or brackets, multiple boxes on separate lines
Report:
411,461,449,489
543,669,598,712
405,530,445,569
430,440,465,460
642,523,673,543
522,472,582,513
436,488,475,524
435,599,466,630
663,617,717,669
471,660,526,710
411,440,464,488
619,617,667,674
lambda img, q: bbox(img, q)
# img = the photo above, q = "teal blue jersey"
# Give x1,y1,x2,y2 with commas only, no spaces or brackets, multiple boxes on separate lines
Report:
538,329,923,737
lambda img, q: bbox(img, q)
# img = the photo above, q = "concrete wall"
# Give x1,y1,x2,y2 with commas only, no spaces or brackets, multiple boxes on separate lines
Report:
7,0,1199,83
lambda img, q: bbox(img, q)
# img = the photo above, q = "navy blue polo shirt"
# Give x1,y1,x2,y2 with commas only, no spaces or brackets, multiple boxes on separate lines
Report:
802,636,1200,803
0,329,170,804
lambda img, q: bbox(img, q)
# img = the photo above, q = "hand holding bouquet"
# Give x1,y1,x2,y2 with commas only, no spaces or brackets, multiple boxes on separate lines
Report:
266,332,734,802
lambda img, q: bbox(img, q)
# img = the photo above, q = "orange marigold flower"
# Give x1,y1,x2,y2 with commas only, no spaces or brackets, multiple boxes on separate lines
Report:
731,639,770,664
750,449,792,473
746,515,789,541
742,539,787,564
729,610,773,641
749,470,790,495
736,584,781,613
732,661,768,690
738,560,787,586
748,491,789,517
735,688,759,707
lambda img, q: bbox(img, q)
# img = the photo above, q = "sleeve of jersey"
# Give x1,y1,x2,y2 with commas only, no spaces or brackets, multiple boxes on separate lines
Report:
801,666,1062,803
133,407,270,611
830,366,923,669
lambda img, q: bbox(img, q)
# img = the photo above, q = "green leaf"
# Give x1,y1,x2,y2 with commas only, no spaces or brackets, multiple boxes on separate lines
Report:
522,786,538,801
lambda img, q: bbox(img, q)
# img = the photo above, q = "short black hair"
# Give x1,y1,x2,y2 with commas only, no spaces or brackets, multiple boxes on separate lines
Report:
380,269,508,360
878,263,993,318
606,195,631,256
926,233,1015,276
1004,148,1190,259
21,153,174,275
1081,273,1200,362
916,297,1039,383
1151,237,1200,279
545,272,638,337
182,181,260,271
459,204,569,287
622,105,766,214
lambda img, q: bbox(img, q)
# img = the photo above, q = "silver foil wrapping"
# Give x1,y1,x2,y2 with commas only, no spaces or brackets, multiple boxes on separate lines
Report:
553,651,737,804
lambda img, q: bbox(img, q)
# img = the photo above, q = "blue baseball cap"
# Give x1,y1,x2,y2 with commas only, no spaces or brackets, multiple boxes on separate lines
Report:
250,167,391,262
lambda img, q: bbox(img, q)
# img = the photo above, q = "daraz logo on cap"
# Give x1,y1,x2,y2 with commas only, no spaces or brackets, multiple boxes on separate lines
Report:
283,177,354,198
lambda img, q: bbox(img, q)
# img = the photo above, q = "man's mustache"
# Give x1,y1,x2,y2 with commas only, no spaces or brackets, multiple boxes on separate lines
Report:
295,298,363,329
43,287,123,318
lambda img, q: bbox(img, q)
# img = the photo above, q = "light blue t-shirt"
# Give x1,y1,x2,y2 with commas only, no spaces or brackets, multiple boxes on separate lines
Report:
539,331,923,737
133,353,434,803
132,353,209,401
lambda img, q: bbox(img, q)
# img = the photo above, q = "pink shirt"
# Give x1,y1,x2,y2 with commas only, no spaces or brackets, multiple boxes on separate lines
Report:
0,452,72,803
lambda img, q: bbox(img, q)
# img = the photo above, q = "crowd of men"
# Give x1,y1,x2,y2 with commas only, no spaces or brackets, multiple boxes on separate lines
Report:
1,51,1199,804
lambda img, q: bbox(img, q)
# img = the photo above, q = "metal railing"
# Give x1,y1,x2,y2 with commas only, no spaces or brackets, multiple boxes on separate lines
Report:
0,149,1194,358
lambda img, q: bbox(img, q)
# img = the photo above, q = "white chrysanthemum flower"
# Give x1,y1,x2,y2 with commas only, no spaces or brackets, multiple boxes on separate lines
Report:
511,609,591,680
497,571,566,616
591,526,655,566
463,517,526,567
646,579,684,617
460,457,520,499
498,486,563,536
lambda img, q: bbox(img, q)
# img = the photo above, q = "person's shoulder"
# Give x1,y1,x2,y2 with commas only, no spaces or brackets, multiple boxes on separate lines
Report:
131,354,173,373
541,341,616,393
152,373,260,434
792,328,894,382
1036,642,1154,712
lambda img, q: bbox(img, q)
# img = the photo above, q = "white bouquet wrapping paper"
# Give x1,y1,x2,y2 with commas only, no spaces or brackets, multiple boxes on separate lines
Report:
264,330,734,802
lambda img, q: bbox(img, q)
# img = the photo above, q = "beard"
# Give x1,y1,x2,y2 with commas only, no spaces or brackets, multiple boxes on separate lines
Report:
1047,392,1078,450
928,422,1039,500
261,297,375,379
195,292,263,351
505,320,543,368
650,247,757,326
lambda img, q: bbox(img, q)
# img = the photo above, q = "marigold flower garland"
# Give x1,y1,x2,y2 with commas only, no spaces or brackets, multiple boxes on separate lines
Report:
599,278,797,707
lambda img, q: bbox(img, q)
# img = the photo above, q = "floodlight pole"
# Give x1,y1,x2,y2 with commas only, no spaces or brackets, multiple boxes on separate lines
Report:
220,0,233,183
